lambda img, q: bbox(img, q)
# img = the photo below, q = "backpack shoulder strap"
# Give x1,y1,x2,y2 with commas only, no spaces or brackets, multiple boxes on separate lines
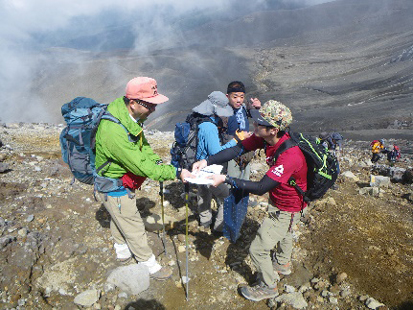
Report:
101,111,120,124
100,111,134,141
91,111,122,148
93,111,131,175
270,138,297,166
270,136,309,202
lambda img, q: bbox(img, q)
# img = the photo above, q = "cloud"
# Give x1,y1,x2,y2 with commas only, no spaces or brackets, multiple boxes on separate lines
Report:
0,0,332,123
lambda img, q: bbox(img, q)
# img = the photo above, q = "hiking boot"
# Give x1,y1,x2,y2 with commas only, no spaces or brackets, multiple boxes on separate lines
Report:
150,266,173,281
273,261,292,275
239,283,279,302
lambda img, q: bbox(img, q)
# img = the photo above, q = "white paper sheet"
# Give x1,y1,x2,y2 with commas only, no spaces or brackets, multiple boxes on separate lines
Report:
184,164,223,185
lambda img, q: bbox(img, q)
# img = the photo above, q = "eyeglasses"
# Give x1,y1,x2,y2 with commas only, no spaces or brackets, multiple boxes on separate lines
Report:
134,99,156,110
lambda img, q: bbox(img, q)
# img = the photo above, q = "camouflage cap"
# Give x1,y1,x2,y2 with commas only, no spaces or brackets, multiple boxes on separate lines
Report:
251,100,293,130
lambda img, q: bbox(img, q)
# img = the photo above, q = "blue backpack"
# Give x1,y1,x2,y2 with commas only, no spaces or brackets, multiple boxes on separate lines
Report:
60,97,123,190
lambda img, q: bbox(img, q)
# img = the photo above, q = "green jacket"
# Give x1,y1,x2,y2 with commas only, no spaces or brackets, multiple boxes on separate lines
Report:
95,97,176,181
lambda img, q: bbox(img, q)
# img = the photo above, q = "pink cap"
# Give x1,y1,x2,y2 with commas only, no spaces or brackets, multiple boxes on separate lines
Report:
125,77,169,104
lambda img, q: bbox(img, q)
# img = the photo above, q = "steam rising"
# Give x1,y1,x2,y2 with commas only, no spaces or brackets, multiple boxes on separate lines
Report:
0,0,332,123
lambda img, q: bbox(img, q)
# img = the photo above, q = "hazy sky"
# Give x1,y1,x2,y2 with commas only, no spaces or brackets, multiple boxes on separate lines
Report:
0,0,333,123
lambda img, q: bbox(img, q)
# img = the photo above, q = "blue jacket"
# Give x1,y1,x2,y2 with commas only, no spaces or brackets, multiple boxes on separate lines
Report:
196,117,237,160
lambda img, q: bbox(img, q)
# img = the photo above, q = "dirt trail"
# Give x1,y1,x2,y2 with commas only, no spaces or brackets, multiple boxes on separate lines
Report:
0,123,413,309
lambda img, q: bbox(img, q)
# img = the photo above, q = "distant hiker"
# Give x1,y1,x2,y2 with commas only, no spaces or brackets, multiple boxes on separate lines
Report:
191,91,241,233
371,139,385,163
225,81,261,181
95,77,191,280
193,100,307,302
387,144,401,166
319,132,343,162
330,132,343,161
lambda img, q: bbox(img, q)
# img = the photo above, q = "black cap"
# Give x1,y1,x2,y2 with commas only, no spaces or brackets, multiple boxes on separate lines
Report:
250,108,273,127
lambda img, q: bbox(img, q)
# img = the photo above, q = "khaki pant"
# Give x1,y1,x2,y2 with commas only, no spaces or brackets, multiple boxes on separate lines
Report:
249,208,302,287
227,159,251,180
99,193,152,262
197,183,229,231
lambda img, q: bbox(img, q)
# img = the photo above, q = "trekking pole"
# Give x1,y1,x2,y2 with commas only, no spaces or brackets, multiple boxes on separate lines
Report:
159,182,167,256
239,160,246,180
184,182,190,301
240,168,246,180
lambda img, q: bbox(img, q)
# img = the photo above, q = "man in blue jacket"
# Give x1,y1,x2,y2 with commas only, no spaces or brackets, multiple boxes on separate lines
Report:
191,91,238,232
226,81,261,181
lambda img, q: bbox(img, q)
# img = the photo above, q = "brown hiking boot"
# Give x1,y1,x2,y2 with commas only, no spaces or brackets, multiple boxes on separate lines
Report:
150,266,173,281
273,261,292,275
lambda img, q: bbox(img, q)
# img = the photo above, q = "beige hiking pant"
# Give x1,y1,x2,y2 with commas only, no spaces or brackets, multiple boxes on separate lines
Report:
99,193,153,262
249,208,302,287
197,183,229,231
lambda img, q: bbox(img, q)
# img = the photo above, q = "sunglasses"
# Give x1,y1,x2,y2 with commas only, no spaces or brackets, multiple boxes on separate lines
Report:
134,99,156,110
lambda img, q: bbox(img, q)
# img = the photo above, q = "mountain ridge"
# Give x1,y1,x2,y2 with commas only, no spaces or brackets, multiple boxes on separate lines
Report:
17,0,413,139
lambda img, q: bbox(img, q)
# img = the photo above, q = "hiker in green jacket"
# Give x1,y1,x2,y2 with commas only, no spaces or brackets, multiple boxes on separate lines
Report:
95,77,191,280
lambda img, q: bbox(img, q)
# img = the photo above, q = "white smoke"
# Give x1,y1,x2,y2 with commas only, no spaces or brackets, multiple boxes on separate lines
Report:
0,0,332,123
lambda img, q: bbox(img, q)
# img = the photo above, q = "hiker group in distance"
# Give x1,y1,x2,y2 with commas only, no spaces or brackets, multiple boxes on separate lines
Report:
62,76,401,303
371,139,401,166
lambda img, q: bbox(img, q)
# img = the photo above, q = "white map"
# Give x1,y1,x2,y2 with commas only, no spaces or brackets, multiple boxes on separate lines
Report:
184,164,223,185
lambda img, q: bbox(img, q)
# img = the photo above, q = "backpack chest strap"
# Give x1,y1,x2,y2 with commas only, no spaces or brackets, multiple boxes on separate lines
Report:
267,138,297,166
267,139,310,202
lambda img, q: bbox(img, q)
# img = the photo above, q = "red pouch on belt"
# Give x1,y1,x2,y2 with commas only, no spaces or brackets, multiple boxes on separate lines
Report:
121,172,147,190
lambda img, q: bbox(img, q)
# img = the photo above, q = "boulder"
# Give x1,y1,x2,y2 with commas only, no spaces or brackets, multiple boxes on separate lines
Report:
365,297,385,309
73,289,100,307
107,264,150,295
390,167,405,183
0,162,10,173
403,168,413,184
275,292,308,309
371,165,391,176
359,187,380,196
369,175,390,187
342,171,359,182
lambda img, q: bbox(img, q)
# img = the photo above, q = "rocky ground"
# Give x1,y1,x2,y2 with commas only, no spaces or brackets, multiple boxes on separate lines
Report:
0,123,413,310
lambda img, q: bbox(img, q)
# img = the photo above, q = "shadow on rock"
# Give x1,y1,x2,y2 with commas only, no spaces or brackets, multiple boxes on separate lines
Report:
401,193,412,203
164,181,198,212
164,182,186,210
124,298,166,310
95,204,110,228
356,181,370,188
136,197,156,213
225,217,261,283
396,301,413,310
168,215,220,260
192,231,222,260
